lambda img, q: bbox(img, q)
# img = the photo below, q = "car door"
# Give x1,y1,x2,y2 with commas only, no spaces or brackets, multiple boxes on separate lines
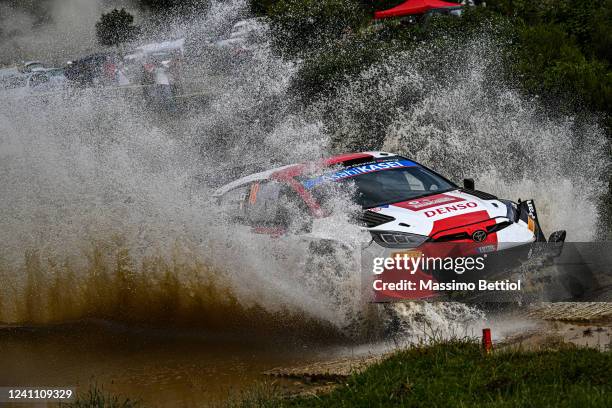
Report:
245,180,286,235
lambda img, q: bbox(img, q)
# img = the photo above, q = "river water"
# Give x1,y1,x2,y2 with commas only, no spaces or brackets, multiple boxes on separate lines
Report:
0,321,340,405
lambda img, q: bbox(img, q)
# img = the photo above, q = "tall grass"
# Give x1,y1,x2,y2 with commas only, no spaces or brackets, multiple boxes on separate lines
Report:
63,385,140,408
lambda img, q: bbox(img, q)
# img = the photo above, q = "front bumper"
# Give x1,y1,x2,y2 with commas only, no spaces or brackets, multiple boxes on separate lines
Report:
363,200,566,302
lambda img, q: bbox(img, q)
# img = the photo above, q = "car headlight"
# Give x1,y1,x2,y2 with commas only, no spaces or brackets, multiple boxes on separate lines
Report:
500,199,518,222
370,231,428,248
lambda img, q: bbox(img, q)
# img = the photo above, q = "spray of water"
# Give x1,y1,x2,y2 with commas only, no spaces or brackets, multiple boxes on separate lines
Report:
324,36,609,240
0,1,146,65
0,1,608,341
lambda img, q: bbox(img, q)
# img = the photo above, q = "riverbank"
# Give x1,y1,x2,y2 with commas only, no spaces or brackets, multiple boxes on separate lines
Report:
236,339,612,407
62,336,611,407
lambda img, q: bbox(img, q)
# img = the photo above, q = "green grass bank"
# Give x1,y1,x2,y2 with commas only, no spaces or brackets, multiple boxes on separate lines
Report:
239,340,612,407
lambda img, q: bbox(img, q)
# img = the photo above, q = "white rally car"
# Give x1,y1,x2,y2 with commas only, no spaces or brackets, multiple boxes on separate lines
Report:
214,152,566,253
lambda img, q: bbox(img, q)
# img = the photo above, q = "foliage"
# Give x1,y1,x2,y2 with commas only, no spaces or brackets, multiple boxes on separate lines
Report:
268,0,369,56
245,341,612,407
138,0,209,13
265,0,611,117
250,0,282,16
289,32,386,101
64,384,140,408
486,0,612,115
139,0,183,9
359,0,410,13
289,7,512,101
517,24,611,111
95,8,140,47
250,0,408,17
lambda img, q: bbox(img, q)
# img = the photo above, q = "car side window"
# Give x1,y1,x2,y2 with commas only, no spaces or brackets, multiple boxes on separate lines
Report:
242,181,313,232
220,180,314,232
218,185,249,223
246,181,282,226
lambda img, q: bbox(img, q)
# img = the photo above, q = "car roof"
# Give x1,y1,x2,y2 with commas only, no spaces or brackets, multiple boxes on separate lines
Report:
214,151,400,196
213,164,296,196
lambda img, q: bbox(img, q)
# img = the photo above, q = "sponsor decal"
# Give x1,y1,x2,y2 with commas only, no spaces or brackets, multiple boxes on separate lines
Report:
369,205,389,212
527,216,535,232
390,250,423,260
424,202,478,218
248,183,259,205
303,160,417,189
527,200,535,217
397,194,464,211
476,244,496,253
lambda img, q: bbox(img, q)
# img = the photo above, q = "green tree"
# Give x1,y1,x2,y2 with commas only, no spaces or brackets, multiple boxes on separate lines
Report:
139,0,183,10
139,0,208,12
269,0,368,56
250,0,281,16
95,8,140,47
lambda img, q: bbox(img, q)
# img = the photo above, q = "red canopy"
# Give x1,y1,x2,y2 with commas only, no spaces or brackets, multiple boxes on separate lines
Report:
374,0,460,19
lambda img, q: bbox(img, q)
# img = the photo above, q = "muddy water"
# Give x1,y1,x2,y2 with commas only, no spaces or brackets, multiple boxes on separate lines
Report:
0,321,348,406
0,307,502,406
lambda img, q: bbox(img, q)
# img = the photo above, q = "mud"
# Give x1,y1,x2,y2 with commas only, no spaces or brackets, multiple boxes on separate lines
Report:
264,354,388,381
527,302,612,322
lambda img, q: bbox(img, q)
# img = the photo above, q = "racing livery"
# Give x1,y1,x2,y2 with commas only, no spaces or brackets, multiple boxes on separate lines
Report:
214,152,566,254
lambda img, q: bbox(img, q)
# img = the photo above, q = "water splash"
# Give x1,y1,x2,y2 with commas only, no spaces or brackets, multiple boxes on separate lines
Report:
0,1,608,339
325,36,609,240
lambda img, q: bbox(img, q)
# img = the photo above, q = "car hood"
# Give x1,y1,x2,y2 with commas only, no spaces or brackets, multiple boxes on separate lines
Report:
366,189,508,237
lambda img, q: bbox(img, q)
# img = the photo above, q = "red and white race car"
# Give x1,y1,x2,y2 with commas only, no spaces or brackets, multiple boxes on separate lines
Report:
214,151,566,252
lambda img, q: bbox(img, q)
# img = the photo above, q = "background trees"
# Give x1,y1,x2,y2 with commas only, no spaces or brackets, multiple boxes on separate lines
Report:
95,8,140,47
256,0,611,120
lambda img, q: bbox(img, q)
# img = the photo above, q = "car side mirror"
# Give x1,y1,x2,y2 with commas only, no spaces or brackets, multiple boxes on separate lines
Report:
463,178,475,190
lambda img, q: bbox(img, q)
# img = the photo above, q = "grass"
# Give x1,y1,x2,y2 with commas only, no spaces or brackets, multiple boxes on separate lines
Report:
236,340,612,408
62,385,140,408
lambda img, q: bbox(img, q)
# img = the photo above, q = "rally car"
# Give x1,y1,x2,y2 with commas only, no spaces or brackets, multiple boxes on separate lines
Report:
214,152,565,251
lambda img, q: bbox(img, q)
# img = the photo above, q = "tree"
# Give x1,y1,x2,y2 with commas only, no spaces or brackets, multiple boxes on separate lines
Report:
95,8,140,47
269,0,368,56
140,0,181,9
138,0,208,13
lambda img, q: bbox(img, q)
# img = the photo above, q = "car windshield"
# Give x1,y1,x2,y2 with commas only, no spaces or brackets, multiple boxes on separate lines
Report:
304,160,457,209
